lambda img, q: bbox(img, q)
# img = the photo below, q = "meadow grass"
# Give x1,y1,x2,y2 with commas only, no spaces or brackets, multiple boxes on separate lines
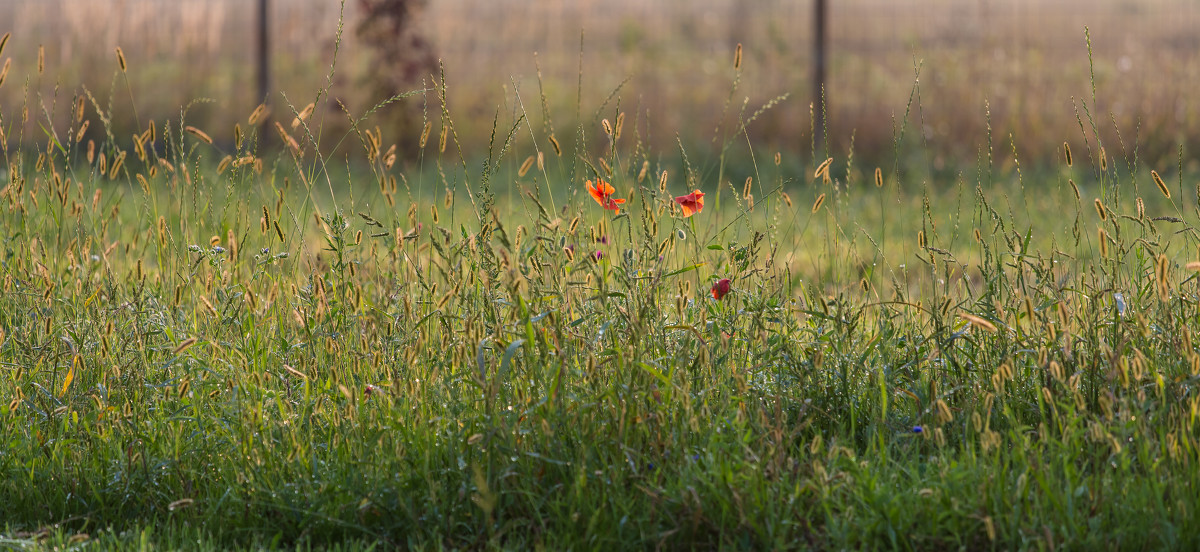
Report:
2,20,1200,551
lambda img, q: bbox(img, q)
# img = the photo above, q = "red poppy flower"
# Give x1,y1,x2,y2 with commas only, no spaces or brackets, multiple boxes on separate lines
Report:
673,189,705,217
586,179,626,211
711,278,731,300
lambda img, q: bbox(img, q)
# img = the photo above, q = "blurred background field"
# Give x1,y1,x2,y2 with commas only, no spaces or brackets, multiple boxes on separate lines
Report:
0,0,1198,169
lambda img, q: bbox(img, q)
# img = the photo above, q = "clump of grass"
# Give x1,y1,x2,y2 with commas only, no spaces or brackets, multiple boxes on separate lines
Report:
1,15,1199,551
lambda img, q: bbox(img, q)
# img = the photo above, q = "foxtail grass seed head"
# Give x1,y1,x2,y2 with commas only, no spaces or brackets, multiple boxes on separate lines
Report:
1152,170,1171,198
87,140,95,163
918,230,926,249
37,45,43,75
185,126,213,145
781,191,792,207
115,46,126,72
444,189,453,209
173,337,198,355
1098,227,1109,257
1094,198,1106,221
960,312,996,333
292,102,315,129
0,32,8,58
1136,197,1145,220
438,126,448,152
659,170,669,193
615,112,625,139
734,43,743,69
1099,147,1107,173
549,134,561,156
75,96,85,122
1068,179,1080,201
774,152,781,166
814,157,833,180
133,133,147,161
637,160,648,183
811,193,826,213
973,227,983,243
601,118,613,136
742,177,753,199
518,155,535,177
75,121,90,143
1063,142,1072,167
419,120,432,148
874,167,883,188
0,58,11,88
109,152,125,179
431,205,439,224
248,103,267,125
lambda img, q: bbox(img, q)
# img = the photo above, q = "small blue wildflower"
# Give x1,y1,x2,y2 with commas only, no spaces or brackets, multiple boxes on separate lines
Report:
912,426,923,434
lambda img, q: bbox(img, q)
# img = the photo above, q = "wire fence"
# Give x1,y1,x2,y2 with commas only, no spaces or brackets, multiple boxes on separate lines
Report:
1,0,1197,165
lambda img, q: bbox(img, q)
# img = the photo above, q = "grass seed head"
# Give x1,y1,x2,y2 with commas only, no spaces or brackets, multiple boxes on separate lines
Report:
0,58,11,89
518,155,535,177
185,126,213,145
814,157,833,180
811,193,825,214
734,43,743,70
1152,170,1170,198
1063,141,1072,167
248,103,267,125
115,46,126,72
292,102,315,128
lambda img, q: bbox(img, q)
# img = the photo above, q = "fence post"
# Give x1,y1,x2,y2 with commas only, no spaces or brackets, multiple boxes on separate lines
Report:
813,0,827,154
256,0,271,145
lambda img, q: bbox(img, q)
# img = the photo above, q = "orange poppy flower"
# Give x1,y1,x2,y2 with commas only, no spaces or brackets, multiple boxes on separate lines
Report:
586,179,626,211
673,190,705,217
711,278,731,300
